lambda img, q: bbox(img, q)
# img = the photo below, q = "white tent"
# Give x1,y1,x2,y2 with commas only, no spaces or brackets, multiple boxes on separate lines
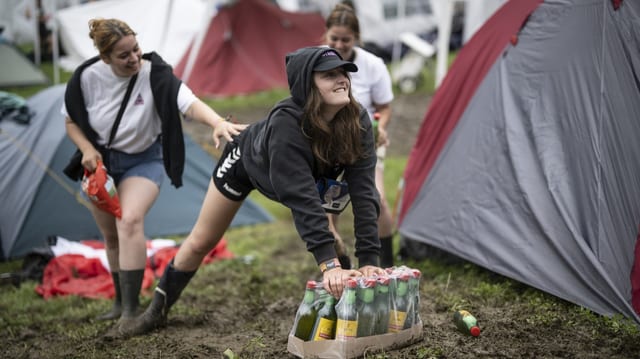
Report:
54,0,214,71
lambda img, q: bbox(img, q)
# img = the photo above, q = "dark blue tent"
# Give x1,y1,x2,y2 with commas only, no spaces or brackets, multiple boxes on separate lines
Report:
0,85,273,260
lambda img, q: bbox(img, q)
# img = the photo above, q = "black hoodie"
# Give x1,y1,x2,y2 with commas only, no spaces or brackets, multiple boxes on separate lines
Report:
239,46,380,268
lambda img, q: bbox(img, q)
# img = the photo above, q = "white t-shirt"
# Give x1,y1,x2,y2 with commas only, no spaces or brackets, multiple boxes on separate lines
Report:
61,59,196,153
350,47,394,122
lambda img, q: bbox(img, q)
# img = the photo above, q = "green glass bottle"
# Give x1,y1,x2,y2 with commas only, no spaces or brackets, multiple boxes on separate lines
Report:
335,278,358,340
356,278,377,337
310,288,337,341
453,310,481,337
374,275,391,335
404,269,422,329
388,273,410,333
293,280,318,341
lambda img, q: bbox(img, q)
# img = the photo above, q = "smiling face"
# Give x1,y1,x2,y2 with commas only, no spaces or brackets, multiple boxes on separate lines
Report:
313,67,351,118
101,34,142,77
325,25,356,61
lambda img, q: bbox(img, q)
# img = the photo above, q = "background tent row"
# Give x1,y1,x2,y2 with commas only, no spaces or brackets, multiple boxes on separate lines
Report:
54,0,212,72
3,0,512,97
0,85,273,260
173,0,326,97
52,0,327,98
398,0,640,325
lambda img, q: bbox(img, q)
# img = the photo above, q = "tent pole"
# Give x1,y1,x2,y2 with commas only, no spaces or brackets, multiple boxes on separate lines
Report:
31,0,41,66
158,0,174,56
51,0,60,84
432,0,454,88
391,0,406,64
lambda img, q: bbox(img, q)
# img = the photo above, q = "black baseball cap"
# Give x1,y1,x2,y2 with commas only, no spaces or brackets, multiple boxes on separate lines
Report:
313,49,358,72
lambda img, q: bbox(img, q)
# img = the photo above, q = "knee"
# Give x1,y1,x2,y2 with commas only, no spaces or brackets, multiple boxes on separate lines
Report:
117,212,144,236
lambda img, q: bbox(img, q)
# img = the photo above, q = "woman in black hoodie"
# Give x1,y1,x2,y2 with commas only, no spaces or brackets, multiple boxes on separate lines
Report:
120,46,384,337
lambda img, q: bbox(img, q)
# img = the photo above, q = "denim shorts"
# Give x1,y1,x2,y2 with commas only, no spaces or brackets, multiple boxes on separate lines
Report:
103,139,164,188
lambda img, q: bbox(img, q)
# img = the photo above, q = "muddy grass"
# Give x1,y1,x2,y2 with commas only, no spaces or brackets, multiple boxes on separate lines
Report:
2,92,639,358
3,240,639,358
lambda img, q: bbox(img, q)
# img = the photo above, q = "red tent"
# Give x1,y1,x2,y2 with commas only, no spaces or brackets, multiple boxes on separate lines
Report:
174,0,326,98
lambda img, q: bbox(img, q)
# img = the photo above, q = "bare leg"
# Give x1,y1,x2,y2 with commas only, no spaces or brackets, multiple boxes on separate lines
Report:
116,176,160,271
89,204,119,320
174,180,243,271
121,179,243,337
107,176,160,333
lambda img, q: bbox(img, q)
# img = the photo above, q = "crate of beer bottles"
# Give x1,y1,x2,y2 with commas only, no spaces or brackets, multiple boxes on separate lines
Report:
287,266,423,358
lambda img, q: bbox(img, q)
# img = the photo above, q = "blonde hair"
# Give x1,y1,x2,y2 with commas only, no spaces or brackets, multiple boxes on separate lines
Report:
88,18,136,57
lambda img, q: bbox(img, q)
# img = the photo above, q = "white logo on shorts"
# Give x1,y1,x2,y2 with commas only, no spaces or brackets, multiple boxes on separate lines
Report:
216,147,240,179
223,183,242,197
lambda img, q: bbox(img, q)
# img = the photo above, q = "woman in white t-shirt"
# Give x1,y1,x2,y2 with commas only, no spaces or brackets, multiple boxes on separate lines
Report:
61,18,246,334
324,3,396,269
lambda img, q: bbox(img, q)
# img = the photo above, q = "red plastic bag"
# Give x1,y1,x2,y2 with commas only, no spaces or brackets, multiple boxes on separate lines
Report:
82,160,122,218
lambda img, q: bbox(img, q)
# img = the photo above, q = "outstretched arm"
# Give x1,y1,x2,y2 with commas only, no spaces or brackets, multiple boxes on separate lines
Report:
184,99,248,148
373,103,391,147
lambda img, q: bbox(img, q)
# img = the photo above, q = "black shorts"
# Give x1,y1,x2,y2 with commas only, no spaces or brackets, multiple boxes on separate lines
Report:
212,141,254,201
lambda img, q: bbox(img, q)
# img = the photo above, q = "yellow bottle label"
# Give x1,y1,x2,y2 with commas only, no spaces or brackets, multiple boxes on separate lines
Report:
312,318,336,341
335,319,358,340
388,310,407,333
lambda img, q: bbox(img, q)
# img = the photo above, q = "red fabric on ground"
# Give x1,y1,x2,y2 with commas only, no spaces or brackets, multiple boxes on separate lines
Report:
35,238,233,300
36,254,114,300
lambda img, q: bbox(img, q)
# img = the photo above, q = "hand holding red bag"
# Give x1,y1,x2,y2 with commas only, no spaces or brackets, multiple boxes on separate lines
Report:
82,160,122,218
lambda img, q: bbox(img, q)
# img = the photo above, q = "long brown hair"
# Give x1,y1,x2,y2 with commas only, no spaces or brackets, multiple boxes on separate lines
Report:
303,76,364,171
88,18,136,57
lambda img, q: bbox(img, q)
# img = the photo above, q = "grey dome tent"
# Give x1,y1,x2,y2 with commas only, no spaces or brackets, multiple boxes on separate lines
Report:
0,42,49,88
398,0,640,324
0,85,273,260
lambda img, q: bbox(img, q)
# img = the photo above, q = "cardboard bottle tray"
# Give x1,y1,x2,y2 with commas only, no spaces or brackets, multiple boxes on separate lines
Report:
287,321,423,359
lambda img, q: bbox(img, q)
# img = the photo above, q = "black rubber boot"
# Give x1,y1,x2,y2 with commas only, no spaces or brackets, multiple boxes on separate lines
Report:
119,261,196,337
105,269,144,338
119,269,144,318
379,235,395,269
96,272,122,321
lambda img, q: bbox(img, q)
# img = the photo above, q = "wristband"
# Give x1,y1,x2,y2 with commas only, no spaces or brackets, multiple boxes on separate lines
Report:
319,258,341,273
